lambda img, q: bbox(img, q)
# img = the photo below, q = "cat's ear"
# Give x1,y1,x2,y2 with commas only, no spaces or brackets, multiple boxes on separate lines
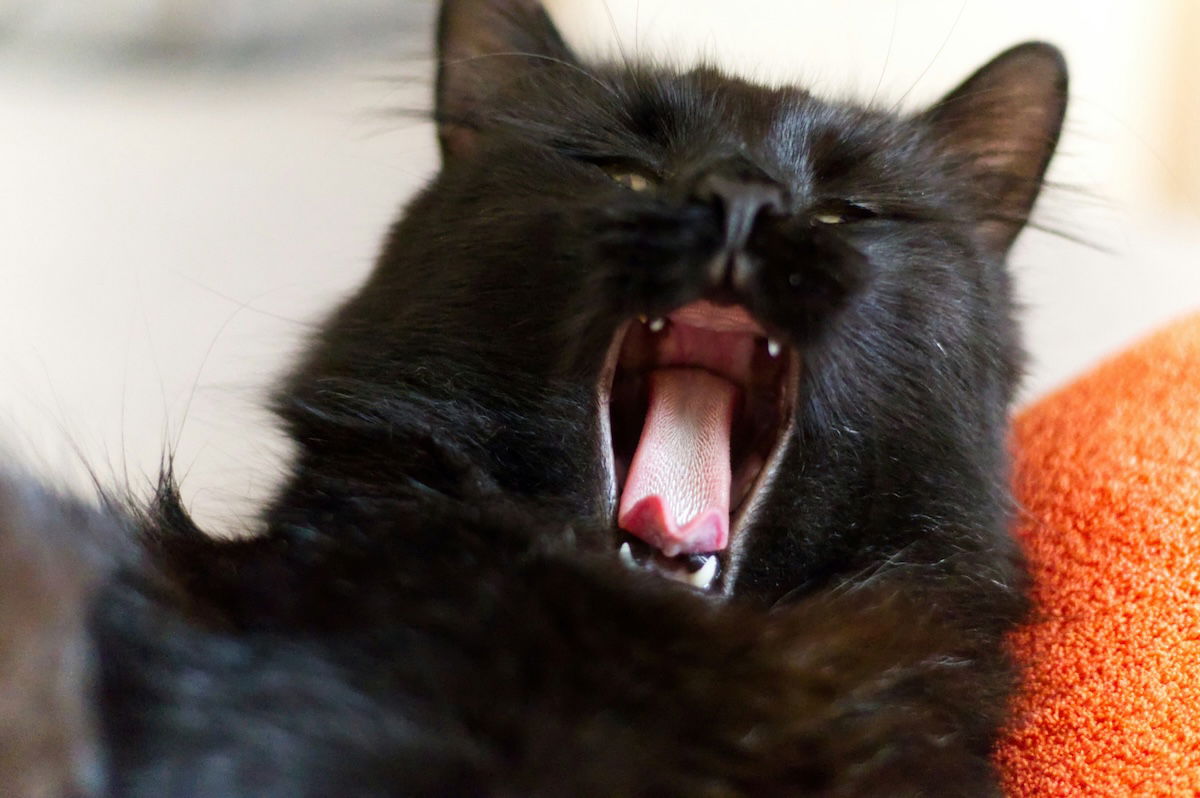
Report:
436,0,577,161
922,42,1068,255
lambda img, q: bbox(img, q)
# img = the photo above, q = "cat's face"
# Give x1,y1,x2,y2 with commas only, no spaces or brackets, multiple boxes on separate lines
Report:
284,0,1065,603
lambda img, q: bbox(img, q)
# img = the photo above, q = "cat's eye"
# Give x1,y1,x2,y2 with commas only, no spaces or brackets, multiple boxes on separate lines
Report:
615,172,651,192
599,164,656,192
810,200,878,225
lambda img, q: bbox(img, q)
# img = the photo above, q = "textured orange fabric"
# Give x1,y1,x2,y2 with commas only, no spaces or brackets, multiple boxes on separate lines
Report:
996,313,1200,795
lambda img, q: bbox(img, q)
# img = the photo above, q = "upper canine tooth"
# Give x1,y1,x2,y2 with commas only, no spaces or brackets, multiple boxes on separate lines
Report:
767,338,782,358
619,541,637,569
648,317,666,333
688,556,719,589
637,314,648,323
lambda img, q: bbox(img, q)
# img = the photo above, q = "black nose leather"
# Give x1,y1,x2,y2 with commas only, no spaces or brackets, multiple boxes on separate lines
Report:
693,172,785,253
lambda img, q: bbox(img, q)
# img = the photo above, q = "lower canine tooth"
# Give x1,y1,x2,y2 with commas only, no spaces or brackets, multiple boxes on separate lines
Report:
648,317,666,333
767,339,782,358
688,556,719,589
619,542,637,569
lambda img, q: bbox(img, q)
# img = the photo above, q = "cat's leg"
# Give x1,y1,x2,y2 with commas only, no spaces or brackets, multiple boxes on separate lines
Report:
445,540,1019,797
0,475,130,798
776,579,1017,797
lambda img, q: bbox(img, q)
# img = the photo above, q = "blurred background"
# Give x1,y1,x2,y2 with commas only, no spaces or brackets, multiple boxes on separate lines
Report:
1,0,1197,531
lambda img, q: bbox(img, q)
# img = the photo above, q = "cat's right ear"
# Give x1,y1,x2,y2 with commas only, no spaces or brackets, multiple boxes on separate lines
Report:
436,0,577,161
921,42,1068,256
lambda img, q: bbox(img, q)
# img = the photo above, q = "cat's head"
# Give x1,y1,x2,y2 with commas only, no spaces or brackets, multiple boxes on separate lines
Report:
281,0,1066,602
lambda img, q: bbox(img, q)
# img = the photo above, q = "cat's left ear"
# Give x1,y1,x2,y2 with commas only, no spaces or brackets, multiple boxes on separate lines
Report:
436,0,577,161
922,42,1068,255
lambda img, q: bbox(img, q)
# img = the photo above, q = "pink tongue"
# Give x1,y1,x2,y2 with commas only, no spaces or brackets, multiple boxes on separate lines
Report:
618,368,737,556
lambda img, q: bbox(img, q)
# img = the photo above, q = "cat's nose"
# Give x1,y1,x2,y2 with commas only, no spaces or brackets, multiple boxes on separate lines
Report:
692,172,785,254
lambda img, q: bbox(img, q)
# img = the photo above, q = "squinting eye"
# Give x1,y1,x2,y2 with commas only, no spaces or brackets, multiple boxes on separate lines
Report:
601,166,654,192
811,200,878,225
620,173,651,191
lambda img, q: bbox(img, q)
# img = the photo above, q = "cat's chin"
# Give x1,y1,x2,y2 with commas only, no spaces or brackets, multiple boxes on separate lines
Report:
598,300,798,595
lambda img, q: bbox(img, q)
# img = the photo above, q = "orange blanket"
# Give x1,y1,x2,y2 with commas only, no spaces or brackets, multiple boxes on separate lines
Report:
997,313,1200,794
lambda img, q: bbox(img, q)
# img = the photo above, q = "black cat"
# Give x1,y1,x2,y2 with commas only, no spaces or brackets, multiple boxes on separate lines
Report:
0,0,1067,795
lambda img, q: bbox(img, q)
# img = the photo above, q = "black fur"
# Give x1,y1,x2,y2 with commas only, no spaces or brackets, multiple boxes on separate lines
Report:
0,1,1068,795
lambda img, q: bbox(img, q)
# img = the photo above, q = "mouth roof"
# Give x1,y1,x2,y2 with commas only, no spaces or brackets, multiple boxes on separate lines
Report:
602,300,796,592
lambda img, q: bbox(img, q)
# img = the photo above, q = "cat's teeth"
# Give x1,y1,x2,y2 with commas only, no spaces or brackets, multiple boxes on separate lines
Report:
648,317,666,333
619,542,637,569
767,338,782,358
688,556,719,589
637,314,648,323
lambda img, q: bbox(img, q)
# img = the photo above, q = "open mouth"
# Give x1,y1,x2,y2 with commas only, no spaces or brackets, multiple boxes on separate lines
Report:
599,300,798,594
